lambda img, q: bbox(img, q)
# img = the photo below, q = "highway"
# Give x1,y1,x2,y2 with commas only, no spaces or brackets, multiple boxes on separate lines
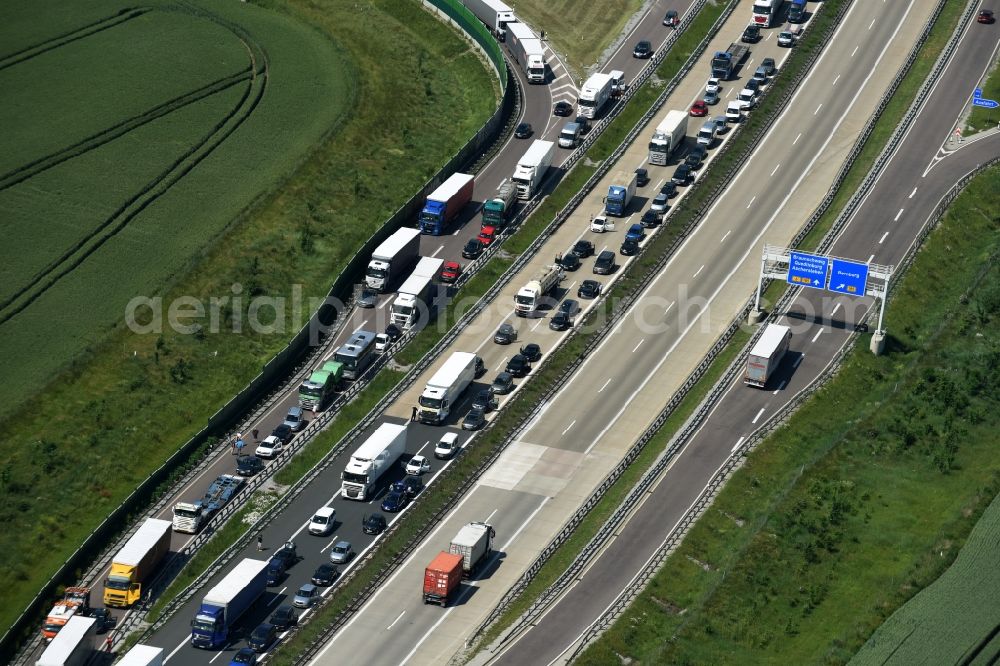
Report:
280,0,963,665
484,4,1000,665
48,2,702,665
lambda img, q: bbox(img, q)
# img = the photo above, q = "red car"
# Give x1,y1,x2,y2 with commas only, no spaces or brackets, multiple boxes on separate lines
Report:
477,225,497,246
439,261,462,283
689,100,709,117
978,9,995,23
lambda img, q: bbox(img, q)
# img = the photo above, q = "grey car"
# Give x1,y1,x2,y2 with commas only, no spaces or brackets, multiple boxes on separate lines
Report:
491,371,514,395
357,287,378,309
284,406,305,432
293,583,319,608
329,540,354,564
462,408,486,431
494,322,517,345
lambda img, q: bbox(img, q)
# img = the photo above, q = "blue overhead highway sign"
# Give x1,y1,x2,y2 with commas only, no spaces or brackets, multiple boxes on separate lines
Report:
787,251,828,289
972,97,999,109
829,259,869,296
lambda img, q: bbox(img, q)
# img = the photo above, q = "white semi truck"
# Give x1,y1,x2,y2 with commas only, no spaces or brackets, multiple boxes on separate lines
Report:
512,140,555,200
390,257,443,329
507,22,546,83
117,645,165,666
418,352,478,425
461,0,514,39
36,616,96,666
648,110,689,166
745,324,791,388
577,72,614,119
341,423,408,500
365,228,421,292
514,264,564,317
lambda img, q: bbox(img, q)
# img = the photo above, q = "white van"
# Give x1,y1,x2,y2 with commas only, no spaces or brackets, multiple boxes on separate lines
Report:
725,100,743,122
697,121,718,146
737,88,757,110
308,507,337,535
434,432,460,459
558,122,582,148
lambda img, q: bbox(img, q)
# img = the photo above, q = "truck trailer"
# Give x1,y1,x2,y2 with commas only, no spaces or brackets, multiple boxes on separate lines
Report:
506,21,546,83
605,169,637,216
172,474,245,534
341,423,408,499
648,110,688,165
482,179,518,228
390,261,441,330
711,42,750,80
448,521,495,577
366,227,421,291
514,264,563,317
36,616,96,666
104,518,172,607
577,72,614,119
190,558,269,649
418,352,478,424
512,140,555,200
745,324,791,388
419,173,475,235
461,0,514,38
117,644,165,666
422,551,464,607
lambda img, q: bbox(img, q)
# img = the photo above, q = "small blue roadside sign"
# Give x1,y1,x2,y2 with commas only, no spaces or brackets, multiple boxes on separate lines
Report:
972,97,999,109
974,87,982,98
829,259,869,296
787,251,828,289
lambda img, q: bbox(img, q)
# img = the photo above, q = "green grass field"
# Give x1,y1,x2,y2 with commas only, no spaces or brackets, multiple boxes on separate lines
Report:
575,166,1000,665
851,494,1000,665
0,0,496,637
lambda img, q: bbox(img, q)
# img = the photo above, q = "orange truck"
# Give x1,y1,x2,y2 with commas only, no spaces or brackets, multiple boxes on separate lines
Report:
423,552,463,607
41,587,91,641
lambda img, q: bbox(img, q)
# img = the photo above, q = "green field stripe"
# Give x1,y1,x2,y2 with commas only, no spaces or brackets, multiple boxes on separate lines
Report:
0,7,152,72
0,34,268,327
0,66,254,190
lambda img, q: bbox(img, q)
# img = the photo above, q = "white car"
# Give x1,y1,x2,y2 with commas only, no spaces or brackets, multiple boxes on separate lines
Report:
590,214,615,233
405,455,431,475
737,88,757,110
434,433,460,459
375,333,390,353
705,77,721,95
777,31,795,47
255,435,282,459
308,507,336,536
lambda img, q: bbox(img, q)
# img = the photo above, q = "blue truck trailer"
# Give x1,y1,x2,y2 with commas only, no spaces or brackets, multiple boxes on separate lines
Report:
190,558,269,649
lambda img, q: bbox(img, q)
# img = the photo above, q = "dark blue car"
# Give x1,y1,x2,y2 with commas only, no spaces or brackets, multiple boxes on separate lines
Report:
381,489,409,513
625,223,645,243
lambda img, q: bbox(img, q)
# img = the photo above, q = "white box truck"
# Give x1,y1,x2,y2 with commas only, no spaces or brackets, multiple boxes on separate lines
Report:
341,423,408,500
507,22,546,83
512,140,554,200
514,264,564,317
418,352,478,425
117,644,165,666
745,324,791,388
366,228,421,292
448,522,495,577
647,110,688,166
577,72,614,119
36,616,96,666
462,0,514,39
391,258,443,329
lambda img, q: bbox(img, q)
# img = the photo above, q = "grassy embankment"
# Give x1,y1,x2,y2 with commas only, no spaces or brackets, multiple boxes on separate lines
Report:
0,0,495,635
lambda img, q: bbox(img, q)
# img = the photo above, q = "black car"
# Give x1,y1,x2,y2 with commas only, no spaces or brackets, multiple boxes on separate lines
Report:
574,115,591,134
311,563,338,587
362,513,387,535
741,24,761,43
557,252,581,271
744,77,761,93
640,210,661,228
384,323,402,341
514,122,532,138
394,475,423,497
559,299,580,317
462,407,487,431
506,354,531,377
593,250,617,275
634,167,650,187
633,40,652,58
494,322,517,345
578,280,601,299
672,162,692,185
271,424,293,445
571,239,595,258
248,623,277,652
761,57,777,76
381,489,408,513
491,371,514,395
549,311,573,331
519,342,542,362
270,605,298,630
471,388,497,412
620,239,640,256
660,181,678,198
474,355,485,378
89,608,113,634
686,145,708,169
273,541,298,567
553,101,573,116
236,455,265,476
462,238,484,259
357,287,378,309
266,556,288,586
663,9,679,26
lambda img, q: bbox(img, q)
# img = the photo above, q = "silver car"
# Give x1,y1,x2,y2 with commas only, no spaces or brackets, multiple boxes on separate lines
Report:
329,540,354,564
293,583,319,608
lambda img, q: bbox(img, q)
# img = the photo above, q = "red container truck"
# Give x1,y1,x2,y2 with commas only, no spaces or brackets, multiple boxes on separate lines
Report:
422,552,463,607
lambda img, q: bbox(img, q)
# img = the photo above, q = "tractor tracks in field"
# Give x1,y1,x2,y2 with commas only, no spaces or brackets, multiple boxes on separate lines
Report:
0,5,269,328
